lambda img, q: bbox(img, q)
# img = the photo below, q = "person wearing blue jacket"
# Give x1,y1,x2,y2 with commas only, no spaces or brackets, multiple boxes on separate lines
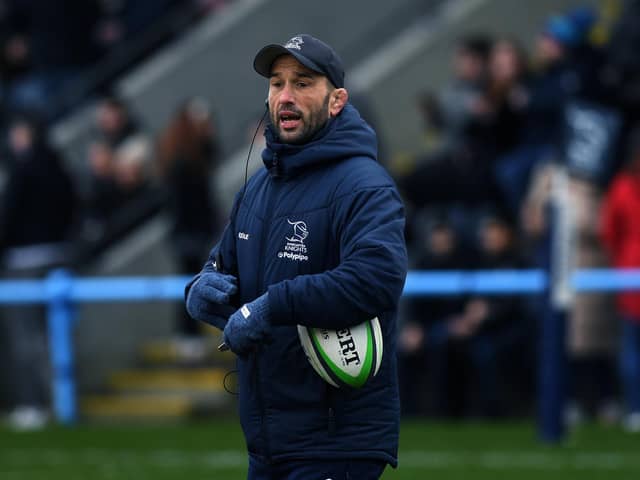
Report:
185,34,408,480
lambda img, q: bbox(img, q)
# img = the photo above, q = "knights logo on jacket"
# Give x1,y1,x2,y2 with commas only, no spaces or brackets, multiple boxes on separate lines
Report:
278,219,309,261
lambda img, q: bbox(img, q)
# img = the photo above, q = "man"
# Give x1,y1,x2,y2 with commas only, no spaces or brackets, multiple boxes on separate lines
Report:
0,114,77,430
185,34,407,479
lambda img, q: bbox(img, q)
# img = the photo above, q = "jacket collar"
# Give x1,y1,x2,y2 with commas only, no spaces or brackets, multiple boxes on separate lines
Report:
261,103,377,178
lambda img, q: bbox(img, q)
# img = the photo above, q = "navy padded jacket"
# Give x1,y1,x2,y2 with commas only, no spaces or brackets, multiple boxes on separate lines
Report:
186,104,407,466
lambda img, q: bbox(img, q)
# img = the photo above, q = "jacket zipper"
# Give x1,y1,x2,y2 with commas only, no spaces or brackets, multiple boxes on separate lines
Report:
254,152,279,462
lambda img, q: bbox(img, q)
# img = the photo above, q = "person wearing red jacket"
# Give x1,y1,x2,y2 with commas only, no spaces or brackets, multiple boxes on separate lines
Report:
600,147,640,432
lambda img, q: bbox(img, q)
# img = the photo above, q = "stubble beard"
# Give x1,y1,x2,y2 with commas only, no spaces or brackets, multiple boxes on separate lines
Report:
271,92,331,145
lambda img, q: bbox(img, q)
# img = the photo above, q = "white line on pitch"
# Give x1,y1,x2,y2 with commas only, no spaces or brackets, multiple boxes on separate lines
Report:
2,449,639,470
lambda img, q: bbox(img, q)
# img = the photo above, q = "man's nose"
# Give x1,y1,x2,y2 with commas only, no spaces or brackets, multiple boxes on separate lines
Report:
279,83,295,104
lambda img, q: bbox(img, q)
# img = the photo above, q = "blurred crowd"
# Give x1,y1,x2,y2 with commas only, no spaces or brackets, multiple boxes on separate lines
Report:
0,91,228,428
0,91,227,429
395,2,640,431
1,0,640,434
0,0,233,429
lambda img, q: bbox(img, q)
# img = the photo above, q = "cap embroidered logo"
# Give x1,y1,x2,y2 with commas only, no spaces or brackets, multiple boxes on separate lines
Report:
284,36,304,50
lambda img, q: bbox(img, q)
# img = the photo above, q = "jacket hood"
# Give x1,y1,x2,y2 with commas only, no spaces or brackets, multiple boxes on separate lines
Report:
262,103,377,177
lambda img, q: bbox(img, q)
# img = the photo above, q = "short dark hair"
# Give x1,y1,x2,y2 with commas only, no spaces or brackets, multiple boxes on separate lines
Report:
457,35,492,61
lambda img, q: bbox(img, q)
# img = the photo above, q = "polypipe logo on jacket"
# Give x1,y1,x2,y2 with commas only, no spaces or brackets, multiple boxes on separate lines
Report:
278,219,309,261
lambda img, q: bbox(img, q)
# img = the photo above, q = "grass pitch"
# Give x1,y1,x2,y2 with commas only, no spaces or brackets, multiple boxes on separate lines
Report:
1,418,639,479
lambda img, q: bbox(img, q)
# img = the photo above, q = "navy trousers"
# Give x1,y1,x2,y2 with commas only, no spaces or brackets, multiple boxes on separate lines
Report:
247,456,387,480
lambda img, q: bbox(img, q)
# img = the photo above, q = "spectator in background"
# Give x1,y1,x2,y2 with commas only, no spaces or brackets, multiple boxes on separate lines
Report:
82,134,152,239
81,95,152,238
0,2,31,103
411,35,491,153
447,211,530,417
157,97,221,339
480,37,530,156
565,171,619,426
399,35,498,218
84,139,121,231
0,113,77,252
600,134,640,433
0,113,77,430
407,36,491,170
493,14,582,216
94,95,140,148
435,35,491,154
437,36,529,165
398,212,471,417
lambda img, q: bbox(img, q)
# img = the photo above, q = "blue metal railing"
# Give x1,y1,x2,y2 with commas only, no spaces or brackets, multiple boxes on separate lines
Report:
1,268,640,434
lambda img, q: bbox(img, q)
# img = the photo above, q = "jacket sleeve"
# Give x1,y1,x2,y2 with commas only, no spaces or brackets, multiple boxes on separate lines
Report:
267,186,408,329
184,197,242,323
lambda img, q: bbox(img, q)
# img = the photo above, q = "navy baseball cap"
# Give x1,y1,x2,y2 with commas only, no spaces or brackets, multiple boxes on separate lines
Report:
253,34,345,88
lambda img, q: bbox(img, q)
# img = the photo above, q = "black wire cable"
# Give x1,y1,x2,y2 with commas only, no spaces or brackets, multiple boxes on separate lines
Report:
219,104,269,389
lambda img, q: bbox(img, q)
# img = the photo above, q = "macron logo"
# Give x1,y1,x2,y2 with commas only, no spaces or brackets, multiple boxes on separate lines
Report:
238,232,250,240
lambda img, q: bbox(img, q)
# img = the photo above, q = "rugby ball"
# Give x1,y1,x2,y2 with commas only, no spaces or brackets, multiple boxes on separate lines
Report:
297,317,383,388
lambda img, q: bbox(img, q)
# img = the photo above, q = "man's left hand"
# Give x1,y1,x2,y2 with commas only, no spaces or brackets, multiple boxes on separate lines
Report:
223,293,272,355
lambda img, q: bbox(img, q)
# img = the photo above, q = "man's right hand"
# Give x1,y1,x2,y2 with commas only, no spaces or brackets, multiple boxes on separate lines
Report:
186,272,238,326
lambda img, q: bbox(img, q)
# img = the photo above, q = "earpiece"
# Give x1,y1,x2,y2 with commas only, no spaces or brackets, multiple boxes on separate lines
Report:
264,98,269,110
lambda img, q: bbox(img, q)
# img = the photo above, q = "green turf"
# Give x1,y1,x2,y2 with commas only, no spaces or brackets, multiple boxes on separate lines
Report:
1,418,639,479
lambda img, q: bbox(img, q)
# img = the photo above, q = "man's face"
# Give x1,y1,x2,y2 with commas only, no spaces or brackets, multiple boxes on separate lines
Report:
535,35,564,65
97,102,125,135
481,222,511,254
453,49,484,82
9,122,34,155
268,55,332,144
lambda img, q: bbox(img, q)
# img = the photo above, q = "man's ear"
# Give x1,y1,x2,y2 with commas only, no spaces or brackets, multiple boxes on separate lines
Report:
329,88,349,117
